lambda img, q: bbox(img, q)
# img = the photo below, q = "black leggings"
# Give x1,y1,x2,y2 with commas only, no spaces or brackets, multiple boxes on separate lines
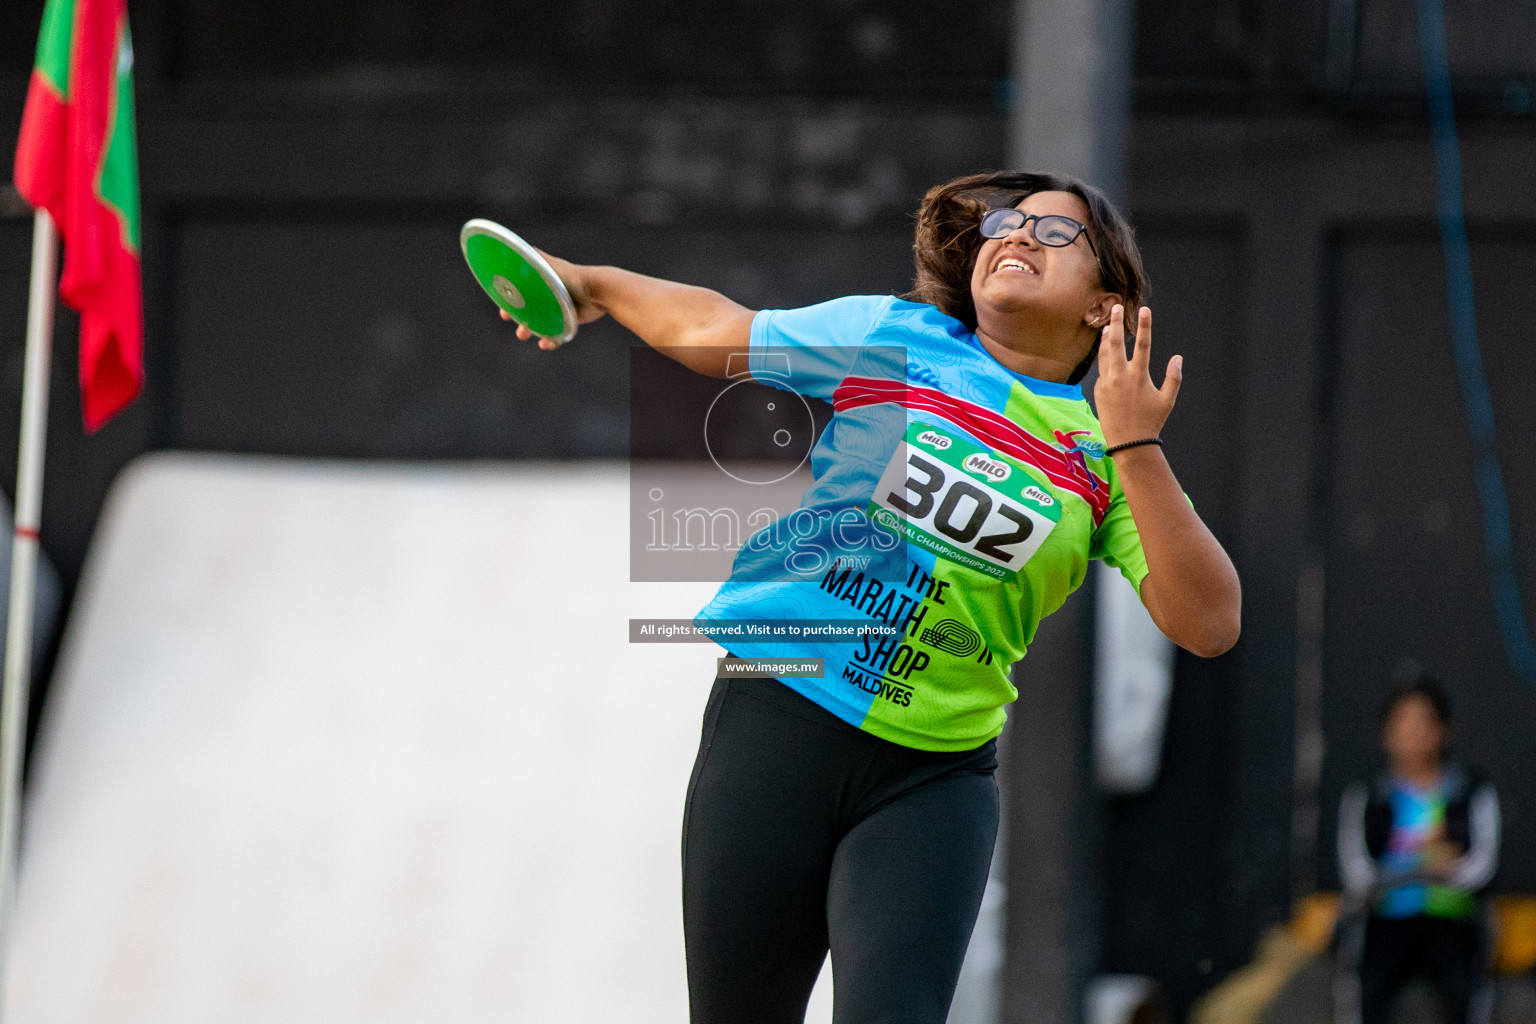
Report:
1351,914,1491,1024
682,676,999,1024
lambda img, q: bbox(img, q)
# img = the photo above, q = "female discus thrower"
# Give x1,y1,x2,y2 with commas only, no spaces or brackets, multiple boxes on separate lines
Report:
504,172,1241,1023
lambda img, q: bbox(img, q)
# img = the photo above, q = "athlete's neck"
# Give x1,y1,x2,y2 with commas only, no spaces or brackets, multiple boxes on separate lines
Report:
973,314,1094,384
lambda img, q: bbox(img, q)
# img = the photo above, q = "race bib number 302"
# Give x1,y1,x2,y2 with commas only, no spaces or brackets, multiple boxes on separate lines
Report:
867,422,1062,581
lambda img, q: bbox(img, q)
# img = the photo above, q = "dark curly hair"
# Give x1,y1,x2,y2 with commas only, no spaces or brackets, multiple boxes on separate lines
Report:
902,170,1147,384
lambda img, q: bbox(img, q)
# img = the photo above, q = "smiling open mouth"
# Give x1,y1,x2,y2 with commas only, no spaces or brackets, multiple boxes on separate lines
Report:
995,256,1037,275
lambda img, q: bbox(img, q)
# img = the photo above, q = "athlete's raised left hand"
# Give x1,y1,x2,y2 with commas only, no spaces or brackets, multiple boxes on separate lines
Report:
1092,303,1240,658
1092,304,1181,447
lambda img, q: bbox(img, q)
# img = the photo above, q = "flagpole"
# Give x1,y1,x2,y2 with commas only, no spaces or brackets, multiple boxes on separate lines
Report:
0,207,58,1004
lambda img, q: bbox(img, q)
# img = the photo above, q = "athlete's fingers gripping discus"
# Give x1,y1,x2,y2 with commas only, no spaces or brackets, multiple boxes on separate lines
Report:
501,311,561,350
460,219,579,346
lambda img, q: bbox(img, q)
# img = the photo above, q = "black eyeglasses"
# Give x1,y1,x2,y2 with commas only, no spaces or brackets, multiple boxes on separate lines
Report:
979,209,1097,256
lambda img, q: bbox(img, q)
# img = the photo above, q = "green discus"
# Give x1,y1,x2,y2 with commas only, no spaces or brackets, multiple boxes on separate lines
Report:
460,219,579,346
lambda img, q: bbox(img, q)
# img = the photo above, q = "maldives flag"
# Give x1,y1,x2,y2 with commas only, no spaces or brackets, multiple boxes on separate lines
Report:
13,0,143,431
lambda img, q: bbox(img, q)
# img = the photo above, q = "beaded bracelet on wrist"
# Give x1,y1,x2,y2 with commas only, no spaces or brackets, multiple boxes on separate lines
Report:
1104,437,1163,458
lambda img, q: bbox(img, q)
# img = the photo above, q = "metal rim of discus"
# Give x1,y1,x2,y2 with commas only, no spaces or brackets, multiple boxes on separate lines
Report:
459,218,579,346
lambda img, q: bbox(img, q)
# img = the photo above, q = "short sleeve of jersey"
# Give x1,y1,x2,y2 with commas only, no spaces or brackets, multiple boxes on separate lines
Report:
1090,486,1150,592
749,294,894,400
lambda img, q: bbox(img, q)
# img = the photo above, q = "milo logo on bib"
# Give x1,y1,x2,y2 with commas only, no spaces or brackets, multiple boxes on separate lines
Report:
915,429,952,450
868,422,1062,581
962,453,1010,482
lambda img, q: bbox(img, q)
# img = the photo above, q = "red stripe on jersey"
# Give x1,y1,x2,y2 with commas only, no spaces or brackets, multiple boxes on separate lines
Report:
832,376,1111,523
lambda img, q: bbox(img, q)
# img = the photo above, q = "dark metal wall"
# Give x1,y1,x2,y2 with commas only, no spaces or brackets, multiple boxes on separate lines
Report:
3,0,1535,1019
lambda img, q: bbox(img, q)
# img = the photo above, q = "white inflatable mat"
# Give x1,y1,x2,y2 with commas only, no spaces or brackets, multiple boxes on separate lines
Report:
4,455,724,1024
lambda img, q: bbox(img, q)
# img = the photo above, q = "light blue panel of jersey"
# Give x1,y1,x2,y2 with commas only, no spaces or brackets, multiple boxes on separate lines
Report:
744,297,909,585
749,295,895,400
880,301,1014,414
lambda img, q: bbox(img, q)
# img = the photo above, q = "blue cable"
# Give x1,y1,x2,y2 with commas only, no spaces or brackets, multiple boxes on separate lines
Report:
1416,0,1536,685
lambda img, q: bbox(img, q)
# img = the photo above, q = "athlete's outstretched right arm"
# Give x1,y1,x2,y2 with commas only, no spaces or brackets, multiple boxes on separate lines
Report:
503,256,753,379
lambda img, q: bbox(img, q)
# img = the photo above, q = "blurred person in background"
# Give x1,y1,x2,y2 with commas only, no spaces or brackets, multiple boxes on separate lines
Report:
1336,674,1501,1024
505,171,1241,1024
